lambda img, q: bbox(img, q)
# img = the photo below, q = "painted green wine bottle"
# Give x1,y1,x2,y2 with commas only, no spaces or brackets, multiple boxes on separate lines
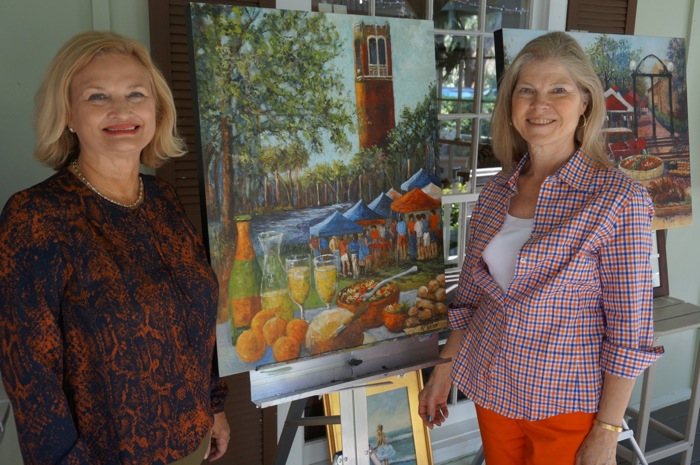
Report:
229,215,262,329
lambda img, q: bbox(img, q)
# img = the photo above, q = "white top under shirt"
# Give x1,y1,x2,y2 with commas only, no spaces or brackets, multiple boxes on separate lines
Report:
482,213,534,292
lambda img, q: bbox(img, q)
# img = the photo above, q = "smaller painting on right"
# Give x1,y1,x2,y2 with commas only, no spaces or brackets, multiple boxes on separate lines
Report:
496,29,692,230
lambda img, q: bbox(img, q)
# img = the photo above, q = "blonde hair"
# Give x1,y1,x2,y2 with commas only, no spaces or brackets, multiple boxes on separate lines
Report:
34,30,186,170
491,31,611,171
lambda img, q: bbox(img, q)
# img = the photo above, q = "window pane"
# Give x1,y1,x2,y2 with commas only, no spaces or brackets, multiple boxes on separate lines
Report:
439,117,473,189
481,36,498,114
486,0,530,32
436,34,478,115
312,0,369,15
439,117,472,142
433,0,478,31
439,139,472,192
376,0,418,18
475,120,502,186
478,118,493,150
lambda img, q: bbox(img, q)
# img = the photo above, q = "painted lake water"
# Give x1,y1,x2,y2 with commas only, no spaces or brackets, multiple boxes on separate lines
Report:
249,202,353,256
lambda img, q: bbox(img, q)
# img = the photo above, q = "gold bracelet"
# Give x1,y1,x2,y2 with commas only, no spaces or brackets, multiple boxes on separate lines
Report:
594,419,623,433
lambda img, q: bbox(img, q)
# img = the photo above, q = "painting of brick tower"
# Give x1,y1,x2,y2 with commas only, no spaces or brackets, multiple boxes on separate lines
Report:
353,21,396,149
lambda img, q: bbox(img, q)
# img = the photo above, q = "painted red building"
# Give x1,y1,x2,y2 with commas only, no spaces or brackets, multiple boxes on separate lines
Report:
353,21,396,149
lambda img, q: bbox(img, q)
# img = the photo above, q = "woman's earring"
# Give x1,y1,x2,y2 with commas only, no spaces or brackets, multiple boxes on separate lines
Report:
578,114,588,129
68,127,75,133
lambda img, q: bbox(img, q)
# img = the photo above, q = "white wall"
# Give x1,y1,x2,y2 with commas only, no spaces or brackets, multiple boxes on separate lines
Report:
0,1,150,462
0,0,150,207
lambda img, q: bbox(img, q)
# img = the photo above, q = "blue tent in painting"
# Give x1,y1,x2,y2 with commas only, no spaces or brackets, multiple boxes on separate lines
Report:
310,211,363,237
368,193,395,218
400,168,441,192
344,200,385,226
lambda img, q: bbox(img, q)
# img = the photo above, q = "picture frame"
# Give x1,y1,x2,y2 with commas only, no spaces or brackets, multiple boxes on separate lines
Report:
323,371,433,465
495,29,692,231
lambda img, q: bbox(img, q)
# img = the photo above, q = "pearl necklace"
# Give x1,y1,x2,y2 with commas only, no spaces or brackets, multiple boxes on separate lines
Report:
71,161,144,209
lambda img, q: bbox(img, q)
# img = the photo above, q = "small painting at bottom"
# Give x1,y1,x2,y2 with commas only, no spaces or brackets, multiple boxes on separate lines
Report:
323,371,433,465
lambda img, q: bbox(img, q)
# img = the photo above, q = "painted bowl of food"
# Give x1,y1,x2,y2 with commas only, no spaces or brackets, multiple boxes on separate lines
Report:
336,279,400,329
619,154,664,181
382,302,409,333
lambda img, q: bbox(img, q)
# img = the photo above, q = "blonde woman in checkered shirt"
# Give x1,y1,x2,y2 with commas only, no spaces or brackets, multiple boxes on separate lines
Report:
418,31,663,465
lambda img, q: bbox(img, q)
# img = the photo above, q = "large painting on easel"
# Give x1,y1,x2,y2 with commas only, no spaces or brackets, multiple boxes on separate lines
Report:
496,29,692,230
188,4,444,376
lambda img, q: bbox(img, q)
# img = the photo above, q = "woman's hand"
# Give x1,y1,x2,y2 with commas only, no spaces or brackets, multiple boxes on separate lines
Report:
576,373,635,464
575,425,619,465
418,365,453,429
206,411,231,461
418,329,463,429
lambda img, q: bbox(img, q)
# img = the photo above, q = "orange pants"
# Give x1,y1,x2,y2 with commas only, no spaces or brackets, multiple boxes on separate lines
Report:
475,404,596,465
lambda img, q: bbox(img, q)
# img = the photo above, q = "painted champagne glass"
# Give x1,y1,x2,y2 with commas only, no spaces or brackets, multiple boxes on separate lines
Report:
286,254,311,320
313,254,339,310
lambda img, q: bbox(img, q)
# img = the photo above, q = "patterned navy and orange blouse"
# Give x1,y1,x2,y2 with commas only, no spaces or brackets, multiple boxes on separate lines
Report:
0,169,228,465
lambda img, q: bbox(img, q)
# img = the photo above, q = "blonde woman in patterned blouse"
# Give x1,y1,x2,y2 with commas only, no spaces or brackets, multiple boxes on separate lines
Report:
0,31,229,465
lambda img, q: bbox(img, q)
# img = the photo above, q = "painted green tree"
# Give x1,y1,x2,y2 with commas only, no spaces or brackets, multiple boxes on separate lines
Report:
386,89,439,187
190,4,355,313
259,141,310,208
349,146,385,201
191,4,354,216
585,34,642,92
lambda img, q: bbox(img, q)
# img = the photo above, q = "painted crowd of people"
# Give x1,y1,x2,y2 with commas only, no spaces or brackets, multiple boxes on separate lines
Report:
309,209,442,279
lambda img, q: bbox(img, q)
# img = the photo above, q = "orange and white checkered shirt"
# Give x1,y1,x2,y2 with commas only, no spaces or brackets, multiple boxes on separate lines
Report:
449,150,663,420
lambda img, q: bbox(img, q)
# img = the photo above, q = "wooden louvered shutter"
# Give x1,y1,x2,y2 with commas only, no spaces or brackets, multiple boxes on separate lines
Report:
148,1,278,464
566,0,638,34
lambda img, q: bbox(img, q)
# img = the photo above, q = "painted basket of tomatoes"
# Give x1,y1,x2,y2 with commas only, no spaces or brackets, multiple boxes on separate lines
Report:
337,280,400,329
383,302,409,333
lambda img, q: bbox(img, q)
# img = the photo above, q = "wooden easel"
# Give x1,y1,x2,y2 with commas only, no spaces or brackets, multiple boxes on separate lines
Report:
250,334,447,465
